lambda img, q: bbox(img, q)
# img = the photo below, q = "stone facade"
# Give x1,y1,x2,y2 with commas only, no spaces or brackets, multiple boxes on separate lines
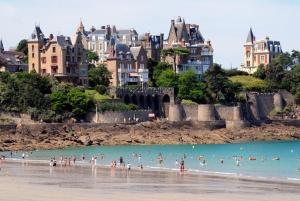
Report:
27,26,89,86
241,28,282,74
139,33,164,61
78,21,139,63
105,44,148,87
164,16,213,79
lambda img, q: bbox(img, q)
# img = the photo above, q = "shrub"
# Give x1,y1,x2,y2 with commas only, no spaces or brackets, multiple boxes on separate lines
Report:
181,99,198,105
95,85,107,95
127,103,138,110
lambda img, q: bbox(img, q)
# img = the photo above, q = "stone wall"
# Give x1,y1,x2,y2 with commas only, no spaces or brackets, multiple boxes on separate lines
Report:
0,112,35,124
87,110,152,123
182,104,198,121
215,105,235,121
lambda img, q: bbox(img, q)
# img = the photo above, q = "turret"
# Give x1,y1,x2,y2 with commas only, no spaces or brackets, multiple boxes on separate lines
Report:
0,39,4,53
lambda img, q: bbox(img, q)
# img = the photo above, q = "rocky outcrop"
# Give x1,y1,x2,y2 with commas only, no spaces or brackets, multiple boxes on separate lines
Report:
0,121,299,151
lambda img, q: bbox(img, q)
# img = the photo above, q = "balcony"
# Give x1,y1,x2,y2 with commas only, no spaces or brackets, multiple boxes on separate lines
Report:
201,51,213,56
138,68,149,73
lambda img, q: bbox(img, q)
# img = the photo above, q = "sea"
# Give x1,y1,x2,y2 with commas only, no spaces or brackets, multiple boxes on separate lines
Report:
3,141,300,181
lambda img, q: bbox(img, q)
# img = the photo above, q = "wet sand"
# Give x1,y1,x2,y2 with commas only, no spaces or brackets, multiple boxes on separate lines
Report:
0,161,300,201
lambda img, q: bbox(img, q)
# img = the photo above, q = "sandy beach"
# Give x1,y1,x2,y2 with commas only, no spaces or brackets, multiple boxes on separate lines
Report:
0,160,300,201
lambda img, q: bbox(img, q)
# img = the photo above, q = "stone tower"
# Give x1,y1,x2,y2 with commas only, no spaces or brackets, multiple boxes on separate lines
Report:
27,26,45,73
243,28,255,69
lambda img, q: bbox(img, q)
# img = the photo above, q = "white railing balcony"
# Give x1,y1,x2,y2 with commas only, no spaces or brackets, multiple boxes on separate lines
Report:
138,68,149,73
201,51,213,56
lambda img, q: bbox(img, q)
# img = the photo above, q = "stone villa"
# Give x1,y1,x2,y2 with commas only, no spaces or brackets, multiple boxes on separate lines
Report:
27,26,89,86
78,21,139,63
241,28,282,74
106,44,148,87
164,16,214,78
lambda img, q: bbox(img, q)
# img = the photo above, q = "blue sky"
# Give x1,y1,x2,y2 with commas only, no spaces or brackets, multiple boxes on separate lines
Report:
0,0,299,68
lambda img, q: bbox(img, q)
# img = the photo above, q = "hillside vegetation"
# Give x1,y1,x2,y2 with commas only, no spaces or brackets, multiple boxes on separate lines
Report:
229,75,269,92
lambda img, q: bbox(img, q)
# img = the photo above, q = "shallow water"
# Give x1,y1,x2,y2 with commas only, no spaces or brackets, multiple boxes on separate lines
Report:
3,141,300,180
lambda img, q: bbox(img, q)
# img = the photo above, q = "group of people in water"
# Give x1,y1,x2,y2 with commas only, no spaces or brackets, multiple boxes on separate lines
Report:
1,149,300,174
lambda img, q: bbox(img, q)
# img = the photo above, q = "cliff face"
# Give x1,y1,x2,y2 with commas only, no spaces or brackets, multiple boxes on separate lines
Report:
0,121,300,151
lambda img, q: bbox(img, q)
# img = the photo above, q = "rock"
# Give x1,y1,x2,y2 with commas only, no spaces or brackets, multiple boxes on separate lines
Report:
3,139,14,144
78,136,92,146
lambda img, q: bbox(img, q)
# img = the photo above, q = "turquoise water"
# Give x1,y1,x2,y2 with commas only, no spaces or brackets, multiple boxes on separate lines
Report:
4,141,300,180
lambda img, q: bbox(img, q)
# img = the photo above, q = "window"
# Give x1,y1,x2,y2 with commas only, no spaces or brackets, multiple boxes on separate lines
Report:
51,56,58,63
32,45,34,51
52,47,56,53
260,55,265,64
42,57,46,64
141,55,144,61
32,53,34,58
246,61,250,67
42,69,46,74
66,67,70,73
51,66,58,74
32,63,35,69
140,64,145,69
246,51,251,58
77,57,81,62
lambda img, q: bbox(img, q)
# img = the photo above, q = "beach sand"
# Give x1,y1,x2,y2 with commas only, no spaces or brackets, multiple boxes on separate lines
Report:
0,161,300,201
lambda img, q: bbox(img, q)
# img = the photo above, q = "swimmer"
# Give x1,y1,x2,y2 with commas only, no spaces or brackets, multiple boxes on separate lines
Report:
272,157,280,161
249,156,256,161
220,159,224,164
236,159,240,167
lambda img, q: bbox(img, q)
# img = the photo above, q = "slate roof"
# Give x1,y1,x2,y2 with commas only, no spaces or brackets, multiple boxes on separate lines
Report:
130,46,142,60
246,28,255,43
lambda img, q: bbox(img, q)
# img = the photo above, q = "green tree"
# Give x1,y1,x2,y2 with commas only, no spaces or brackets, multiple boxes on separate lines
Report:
88,64,112,87
266,53,293,88
147,58,158,86
204,64,241,104
87,50,99,63
152,62,172,86
253,64,266,79
156,69,178,89
177,70,207,103
67,88,90,117
50,90,70,113
161,47,189,73
16,39,28,55
16,39,28,63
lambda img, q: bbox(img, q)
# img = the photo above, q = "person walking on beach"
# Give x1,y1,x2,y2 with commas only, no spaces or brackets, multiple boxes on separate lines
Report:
72,156,76,164
180,159,185,172
22,152,25,159
157,153,164,167
10,151,13,159
127,162,131,171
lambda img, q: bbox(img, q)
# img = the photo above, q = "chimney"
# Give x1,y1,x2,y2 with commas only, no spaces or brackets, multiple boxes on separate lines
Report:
106,25,111,40
90,26,96,32
49,34,54,40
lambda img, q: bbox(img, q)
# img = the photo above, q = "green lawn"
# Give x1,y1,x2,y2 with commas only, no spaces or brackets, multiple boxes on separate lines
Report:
229,75,269,92
85,89,111,101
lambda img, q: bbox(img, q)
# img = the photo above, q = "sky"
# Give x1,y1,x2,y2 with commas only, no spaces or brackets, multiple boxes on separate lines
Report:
0,0,299,68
